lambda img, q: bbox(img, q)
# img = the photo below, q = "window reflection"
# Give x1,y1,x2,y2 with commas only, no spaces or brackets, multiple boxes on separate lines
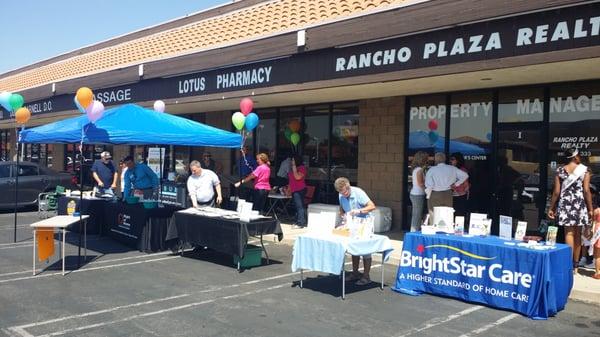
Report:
331,103,359,182
304,105,330,181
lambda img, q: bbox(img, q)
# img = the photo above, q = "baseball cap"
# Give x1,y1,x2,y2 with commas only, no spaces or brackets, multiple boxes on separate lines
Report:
100,151,112,159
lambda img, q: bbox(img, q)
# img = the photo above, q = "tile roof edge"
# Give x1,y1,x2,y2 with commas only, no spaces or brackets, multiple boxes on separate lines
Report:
4,0,430,92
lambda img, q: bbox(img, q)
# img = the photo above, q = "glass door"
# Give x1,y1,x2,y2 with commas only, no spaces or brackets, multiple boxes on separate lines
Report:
495,124,545,233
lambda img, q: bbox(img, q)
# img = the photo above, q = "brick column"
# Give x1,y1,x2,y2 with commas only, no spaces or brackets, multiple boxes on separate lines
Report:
358,96,405,230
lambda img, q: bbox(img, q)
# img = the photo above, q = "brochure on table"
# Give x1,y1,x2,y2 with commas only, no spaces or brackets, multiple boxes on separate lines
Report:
499,215,513,240
469,213,491,236
546,226,558,246
514,221,527,241
433,207,455,234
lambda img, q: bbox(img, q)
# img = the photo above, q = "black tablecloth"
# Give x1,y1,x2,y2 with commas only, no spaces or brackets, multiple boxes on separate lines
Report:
166,212,283,258
104,202,179,252
57,196,112,234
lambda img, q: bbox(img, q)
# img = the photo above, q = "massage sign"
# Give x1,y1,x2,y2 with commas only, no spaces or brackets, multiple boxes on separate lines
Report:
396,243,533,304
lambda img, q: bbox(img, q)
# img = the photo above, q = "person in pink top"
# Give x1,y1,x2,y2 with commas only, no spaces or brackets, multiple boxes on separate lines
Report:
235,153,271,214
289,154,307,228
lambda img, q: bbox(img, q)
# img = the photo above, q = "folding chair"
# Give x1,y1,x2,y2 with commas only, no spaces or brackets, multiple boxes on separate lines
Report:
38,185,66,219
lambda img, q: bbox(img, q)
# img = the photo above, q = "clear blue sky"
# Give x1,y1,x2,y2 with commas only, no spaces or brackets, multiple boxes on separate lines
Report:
0,0,228,75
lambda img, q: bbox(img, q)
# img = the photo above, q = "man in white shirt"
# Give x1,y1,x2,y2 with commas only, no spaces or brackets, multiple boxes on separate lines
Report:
425,152,469,225
187,160,222,208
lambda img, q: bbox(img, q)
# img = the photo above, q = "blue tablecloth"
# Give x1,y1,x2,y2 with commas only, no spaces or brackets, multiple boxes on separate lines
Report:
291,233,393,275
393,233,573,319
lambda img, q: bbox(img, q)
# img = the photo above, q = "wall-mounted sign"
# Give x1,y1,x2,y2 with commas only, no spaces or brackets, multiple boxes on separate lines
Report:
2,3,599,119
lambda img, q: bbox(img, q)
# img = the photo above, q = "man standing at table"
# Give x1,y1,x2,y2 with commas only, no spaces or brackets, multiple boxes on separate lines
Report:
122,156,159,199
91,151,117,196
187,160,222,208
335,177,376,286
425,152,469,225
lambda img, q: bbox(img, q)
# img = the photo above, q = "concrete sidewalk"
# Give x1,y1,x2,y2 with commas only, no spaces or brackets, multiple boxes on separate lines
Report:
276,223,600,305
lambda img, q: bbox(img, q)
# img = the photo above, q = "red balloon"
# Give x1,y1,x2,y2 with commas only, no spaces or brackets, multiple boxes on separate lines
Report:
240,98,254,116
288,119,301,132
428,120,438,131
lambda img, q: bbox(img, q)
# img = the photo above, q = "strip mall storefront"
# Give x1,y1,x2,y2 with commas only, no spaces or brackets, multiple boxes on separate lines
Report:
0,1,599,230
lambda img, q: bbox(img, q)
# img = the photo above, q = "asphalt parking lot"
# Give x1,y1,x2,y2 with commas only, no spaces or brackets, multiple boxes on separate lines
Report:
1,210,599,337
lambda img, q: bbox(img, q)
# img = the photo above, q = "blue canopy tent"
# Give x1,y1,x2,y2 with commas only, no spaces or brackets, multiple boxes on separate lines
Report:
14,104,242,254
409,131,486,155
19,104,242,147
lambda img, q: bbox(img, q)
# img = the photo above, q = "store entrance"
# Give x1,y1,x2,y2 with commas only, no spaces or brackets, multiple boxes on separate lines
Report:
495,124,546,233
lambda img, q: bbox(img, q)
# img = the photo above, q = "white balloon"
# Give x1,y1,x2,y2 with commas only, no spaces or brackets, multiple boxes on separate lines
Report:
153,100,165,113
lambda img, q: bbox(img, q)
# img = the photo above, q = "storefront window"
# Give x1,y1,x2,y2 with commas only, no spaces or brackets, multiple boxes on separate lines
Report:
450,92,493,158
256,109,276,156
304,105,330,181
408,94,447,157
549,81,600,176
331,103,358,182
278,107,302,164
499,87,544,123
0,130,9,161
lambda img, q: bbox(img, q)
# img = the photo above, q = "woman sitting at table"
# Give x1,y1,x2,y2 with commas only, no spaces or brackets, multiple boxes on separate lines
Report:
235,153,271,214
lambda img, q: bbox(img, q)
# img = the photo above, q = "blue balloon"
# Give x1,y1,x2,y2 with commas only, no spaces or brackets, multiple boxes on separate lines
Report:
428,131,438,143
245,112,259,131
0,91,12,111
73,96,85,113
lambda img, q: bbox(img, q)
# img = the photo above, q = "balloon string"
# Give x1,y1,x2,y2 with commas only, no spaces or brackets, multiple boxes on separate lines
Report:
239,130,254,173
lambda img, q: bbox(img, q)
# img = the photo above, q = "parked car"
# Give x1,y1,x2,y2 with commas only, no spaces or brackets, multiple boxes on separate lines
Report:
0,161,74,209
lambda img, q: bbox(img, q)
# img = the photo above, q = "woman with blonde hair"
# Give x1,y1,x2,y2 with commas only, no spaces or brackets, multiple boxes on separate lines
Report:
410,151,429,232
235,153,271,214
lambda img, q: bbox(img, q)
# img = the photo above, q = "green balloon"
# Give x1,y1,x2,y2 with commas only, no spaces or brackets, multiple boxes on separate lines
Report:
284,128,292,140
9,93,24,112
231,112,245,130
290,132,300,146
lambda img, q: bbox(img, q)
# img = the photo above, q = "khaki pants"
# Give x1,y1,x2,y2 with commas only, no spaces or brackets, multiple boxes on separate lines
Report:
428,190,453,226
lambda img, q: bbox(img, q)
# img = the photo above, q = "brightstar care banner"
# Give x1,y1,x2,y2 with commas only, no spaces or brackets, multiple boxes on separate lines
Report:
393,233,573,319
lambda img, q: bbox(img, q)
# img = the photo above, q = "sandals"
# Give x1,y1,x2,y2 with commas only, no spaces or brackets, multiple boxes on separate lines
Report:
345,272,362,282
355,277,371,286
592,274,600,280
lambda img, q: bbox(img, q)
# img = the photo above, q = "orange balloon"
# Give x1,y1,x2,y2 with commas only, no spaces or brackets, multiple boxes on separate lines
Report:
15,107,31,124
76,87,94,109
288,119,301,132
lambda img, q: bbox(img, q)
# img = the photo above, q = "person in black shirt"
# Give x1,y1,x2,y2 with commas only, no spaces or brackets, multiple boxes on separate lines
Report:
91,151,117,195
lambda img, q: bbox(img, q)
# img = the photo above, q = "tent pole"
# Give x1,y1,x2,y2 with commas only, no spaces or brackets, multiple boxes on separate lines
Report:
13,127,20,243
78,143,84,267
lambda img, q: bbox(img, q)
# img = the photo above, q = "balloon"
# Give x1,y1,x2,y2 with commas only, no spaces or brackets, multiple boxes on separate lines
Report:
288,119,301,132
85,100,105,123
290,133,300,146
76,87,94,110
428,131,438,143
15,107,31,124
240,97,254,116
428,120,438,131
245,112,259,131
231,111,245,130
73,96,86,113
284,128,292,141
0,91,12,111
9,93,24,112
486,132,492,141
153,100,165,112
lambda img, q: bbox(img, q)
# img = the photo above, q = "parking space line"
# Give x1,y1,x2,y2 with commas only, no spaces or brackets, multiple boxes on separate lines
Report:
7,263,384,337
457,313,520,337
395,305,485,337
0,251,176,278
0,256,180,284
33,283,290,337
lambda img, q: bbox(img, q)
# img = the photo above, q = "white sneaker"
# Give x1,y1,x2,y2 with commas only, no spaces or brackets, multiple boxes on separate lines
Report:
583,261,595,270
